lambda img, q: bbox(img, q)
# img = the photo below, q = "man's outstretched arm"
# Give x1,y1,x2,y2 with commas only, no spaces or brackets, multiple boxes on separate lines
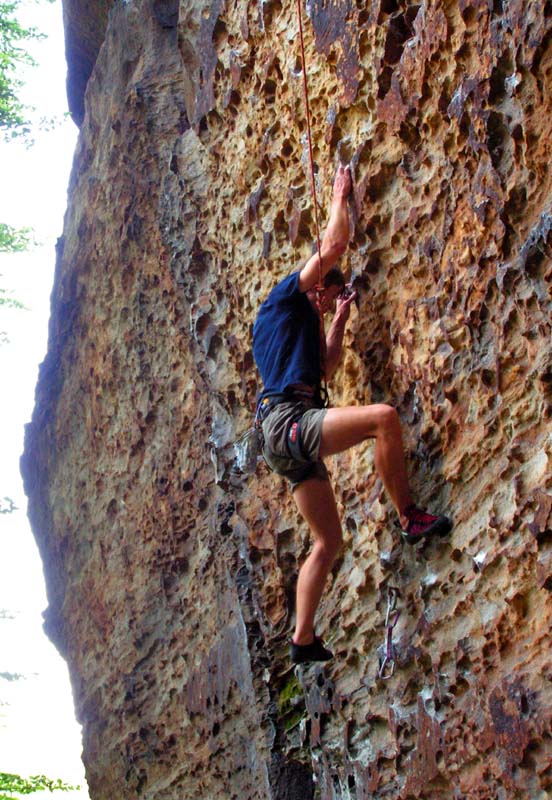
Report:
298,164,351,293
325,289,356,379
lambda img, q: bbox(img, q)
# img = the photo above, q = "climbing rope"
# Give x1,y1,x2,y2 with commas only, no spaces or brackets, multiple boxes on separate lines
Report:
295,0,323,291
295,0,331,393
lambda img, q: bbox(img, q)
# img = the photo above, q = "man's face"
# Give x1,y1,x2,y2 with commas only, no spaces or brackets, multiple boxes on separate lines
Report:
318,284,343,314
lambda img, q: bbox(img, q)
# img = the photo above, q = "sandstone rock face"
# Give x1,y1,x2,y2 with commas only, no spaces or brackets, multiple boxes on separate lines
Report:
23,1,552,798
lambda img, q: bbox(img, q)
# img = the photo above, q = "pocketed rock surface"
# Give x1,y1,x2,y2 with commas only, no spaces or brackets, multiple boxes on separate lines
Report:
22,1,552,798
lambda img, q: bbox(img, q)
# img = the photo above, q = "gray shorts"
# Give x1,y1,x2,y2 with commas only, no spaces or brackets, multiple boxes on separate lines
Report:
261,399,328,491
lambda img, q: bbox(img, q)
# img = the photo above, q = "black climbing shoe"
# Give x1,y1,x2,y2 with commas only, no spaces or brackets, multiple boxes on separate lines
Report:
401,505,452,545
290,635,333,664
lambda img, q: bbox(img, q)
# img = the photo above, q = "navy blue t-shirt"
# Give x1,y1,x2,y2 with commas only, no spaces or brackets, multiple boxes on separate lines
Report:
252,272,321,396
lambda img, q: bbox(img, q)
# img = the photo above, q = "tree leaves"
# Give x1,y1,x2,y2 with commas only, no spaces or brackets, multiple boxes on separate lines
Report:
0,496,17,513
0,223,32,253
0,772,79,796
0,1,43,139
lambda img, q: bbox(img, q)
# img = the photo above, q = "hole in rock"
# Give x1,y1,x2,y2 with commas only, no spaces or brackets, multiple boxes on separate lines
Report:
377,65,393,98
525,245,547,279
262,0,283,27
481,369,495,387
489,51,514,105
207,333,223,360
458,111,470,146
282,139,293,158
486,111,510,172
383,9,418,64
227,90,241,109
462,6,477,28
264,79,277,105
212,18,227,46
398,120,421,148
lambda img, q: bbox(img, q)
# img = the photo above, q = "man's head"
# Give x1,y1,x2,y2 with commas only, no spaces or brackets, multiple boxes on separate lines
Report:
323,266,346,292
307,267,345,314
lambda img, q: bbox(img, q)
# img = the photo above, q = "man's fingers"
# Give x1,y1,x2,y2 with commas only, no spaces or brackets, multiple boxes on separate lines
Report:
337,289,357,312
333,164,352,198
343,291,357,306
343,165,352,194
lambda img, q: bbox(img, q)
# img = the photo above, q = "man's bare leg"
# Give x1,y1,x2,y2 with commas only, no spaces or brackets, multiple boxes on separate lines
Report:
319,404,413,528
292,477,343,645
290,404,450,653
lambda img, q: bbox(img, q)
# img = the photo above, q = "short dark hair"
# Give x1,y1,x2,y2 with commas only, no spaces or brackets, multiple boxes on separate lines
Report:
323,266,346,289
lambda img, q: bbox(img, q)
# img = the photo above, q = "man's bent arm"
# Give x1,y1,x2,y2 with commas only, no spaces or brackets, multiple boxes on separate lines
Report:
298,165,351,293
325,291,356,379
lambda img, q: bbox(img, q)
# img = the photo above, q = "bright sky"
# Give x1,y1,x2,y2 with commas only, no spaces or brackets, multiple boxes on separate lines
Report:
0,1,89,796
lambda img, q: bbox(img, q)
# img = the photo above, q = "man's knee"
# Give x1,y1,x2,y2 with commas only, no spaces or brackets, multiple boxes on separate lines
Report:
314,535,343,565
377,404,401,434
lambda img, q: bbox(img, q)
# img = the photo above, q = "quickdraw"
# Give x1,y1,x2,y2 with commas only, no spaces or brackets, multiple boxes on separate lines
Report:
378,587,400,680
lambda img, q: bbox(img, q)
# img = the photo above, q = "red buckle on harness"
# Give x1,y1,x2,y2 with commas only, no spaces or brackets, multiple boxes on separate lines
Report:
290,422,298,443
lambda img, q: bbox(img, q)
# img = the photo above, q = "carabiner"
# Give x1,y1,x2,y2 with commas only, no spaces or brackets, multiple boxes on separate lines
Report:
378,587,400,680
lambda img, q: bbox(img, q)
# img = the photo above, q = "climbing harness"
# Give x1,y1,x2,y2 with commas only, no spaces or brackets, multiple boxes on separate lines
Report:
233,384,330,475
378,587,400,680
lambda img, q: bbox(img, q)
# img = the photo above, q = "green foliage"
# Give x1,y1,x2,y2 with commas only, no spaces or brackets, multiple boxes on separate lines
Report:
0,221,32,323
0,3,38,271
0,3,51,298
0,1,43,139
0,223,32,253
0,286,26,309
277,674,305,732
0,496,17,513
0,670,26,681
0,772,79,797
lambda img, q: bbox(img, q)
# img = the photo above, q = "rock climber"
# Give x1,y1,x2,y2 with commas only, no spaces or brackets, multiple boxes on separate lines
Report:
252,164,452,664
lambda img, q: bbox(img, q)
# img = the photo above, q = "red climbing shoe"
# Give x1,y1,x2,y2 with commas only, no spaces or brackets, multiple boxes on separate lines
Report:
401,505,452,545
290,635,333,664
